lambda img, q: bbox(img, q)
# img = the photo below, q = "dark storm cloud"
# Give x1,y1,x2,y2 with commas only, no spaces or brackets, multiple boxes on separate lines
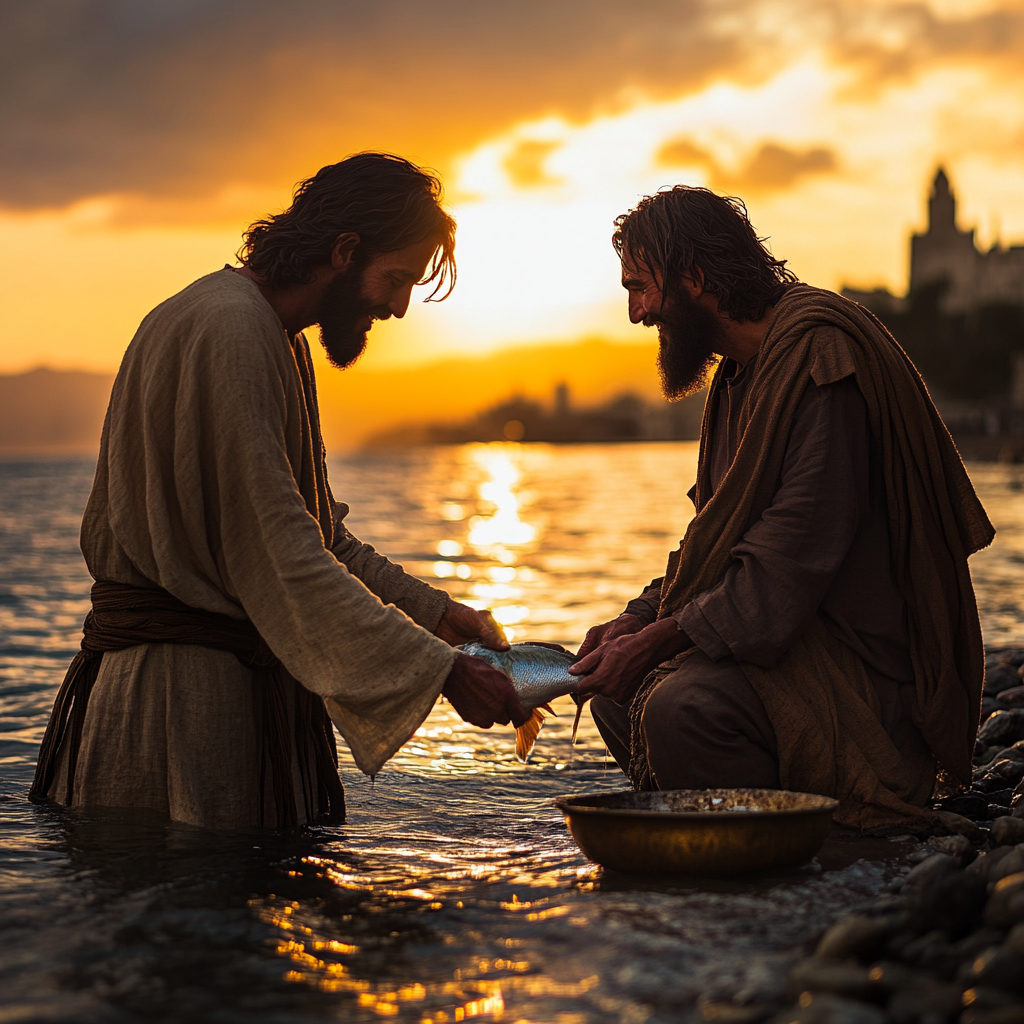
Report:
3,0,1022,213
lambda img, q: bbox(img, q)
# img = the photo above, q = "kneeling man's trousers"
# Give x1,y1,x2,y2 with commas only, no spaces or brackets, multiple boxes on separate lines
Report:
590,650,780,790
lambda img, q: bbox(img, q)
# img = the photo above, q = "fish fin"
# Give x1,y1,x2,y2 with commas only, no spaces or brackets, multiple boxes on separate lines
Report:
541,702,556,716
570,701,585,745
515,708,546,763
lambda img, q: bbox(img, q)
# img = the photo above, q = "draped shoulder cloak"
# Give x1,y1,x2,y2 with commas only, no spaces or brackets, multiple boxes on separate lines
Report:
653,285,994,828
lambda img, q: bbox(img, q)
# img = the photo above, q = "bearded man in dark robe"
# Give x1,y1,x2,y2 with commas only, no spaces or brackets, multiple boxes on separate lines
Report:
568,186,993,828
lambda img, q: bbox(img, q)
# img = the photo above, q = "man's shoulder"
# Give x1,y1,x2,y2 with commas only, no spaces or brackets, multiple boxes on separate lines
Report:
775,283,859,317
148,268,276,328
774,283,885,336
121,268,288,380
768,285,887,386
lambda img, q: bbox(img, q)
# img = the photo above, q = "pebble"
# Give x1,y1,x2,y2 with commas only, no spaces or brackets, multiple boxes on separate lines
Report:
963,946,1024,992
1007,923,1024,957
964,985,1024,1011
962,1007,1024,1024
769,654,1024,1024
865,961,931,992
969,847,1017,882
861,894,907,916
938,793,992,820
898,928,956,975
926,833,977,865
990,847,1024,883
985,873,1024,929
990,760,1024,785
979,745,1006,768
768,992,887,1024
699,1000,771,1022
991,817,1024,846
815,915,899,962
787,961,873,1000
985,664,1022,696
887,982,963,1022
979,710,1024,748
902,853,958,888
932,810,987,844
985,650,1024,670
976,774,1018,795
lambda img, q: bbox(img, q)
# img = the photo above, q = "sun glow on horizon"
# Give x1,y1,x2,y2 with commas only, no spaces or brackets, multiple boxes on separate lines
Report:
2,24,1024,376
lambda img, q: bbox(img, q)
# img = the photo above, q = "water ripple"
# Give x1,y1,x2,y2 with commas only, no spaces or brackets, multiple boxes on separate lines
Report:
1,446,1022,1023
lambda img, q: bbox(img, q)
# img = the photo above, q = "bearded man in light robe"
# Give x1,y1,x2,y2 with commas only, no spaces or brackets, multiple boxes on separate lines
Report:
31,153,529,829
569,186,993,829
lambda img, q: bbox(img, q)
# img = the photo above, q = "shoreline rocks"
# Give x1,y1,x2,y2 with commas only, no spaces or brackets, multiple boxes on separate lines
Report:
699,647,1024,1024
762,856,1024,1023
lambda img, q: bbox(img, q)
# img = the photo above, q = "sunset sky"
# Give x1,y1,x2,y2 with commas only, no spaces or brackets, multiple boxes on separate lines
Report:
2,0,1024,377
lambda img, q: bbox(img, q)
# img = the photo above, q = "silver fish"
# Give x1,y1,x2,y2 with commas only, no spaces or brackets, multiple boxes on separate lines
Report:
458,641,579,761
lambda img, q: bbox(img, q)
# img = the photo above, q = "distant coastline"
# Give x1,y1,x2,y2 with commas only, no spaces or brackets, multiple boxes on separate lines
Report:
4,339,1023,461
0,367,112,455
364,384,706,447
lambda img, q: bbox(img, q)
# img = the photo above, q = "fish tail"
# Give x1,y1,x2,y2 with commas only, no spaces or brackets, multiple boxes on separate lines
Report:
515,707,547,763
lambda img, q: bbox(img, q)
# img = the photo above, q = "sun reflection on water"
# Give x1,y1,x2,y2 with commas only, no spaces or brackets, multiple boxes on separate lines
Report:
467,447,536,551
429,443,542,640
254,824,603,1022
13,447,1022,1024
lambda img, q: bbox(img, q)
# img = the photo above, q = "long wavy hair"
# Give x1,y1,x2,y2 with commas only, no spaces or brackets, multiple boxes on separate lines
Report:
612,185,796,321
238,153,456,298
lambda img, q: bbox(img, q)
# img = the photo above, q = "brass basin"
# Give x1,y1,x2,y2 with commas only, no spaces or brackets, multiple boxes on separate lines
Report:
554,788,838,877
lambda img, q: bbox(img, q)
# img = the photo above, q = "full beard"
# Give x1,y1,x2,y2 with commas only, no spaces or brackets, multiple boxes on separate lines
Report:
315,269,373,370
653,292,724,400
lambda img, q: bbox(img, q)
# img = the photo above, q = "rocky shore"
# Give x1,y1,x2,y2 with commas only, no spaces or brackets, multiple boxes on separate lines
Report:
700,648,1024,1024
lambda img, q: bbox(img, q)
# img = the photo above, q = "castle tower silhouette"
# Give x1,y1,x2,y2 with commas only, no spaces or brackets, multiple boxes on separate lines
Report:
909,168,1024,312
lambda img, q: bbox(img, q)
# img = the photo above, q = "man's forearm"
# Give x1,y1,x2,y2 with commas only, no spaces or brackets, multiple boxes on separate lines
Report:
331,528,449,632
623,577,664,625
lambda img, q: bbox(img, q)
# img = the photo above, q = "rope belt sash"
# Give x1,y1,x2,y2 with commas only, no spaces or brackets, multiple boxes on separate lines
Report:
29,580,345,826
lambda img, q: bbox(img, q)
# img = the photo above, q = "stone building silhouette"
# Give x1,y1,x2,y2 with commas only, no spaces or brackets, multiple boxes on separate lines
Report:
910,168,1024,312
843,169,1024,426
847,167,1024,315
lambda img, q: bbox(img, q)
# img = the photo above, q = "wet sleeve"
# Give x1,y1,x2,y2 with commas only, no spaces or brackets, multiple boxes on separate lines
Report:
673,375,871,668
623,578,665,625
329,511,449,633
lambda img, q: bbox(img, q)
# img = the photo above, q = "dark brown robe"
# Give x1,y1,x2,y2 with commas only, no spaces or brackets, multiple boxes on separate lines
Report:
598,363,932,802
603,285,992,828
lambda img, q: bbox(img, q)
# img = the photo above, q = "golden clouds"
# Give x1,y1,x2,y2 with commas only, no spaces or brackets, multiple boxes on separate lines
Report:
3,0,1024,376
4,0,1021,220
503,141,564,189
657,139,838,193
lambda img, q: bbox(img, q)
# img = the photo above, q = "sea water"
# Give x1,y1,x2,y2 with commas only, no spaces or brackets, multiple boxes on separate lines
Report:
2,443,1023,1023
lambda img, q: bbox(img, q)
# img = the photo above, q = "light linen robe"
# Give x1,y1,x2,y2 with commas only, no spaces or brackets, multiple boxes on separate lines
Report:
55,268,456,828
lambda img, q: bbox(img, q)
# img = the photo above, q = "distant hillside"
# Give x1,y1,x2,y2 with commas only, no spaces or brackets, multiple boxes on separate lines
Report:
0,339,664,452
0,367,112,453
314,338,663,448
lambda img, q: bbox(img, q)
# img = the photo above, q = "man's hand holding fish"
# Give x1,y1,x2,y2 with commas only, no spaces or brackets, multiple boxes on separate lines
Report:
443,653,531,729
575,613,646,661
434,600,509,651
569,618,691,706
